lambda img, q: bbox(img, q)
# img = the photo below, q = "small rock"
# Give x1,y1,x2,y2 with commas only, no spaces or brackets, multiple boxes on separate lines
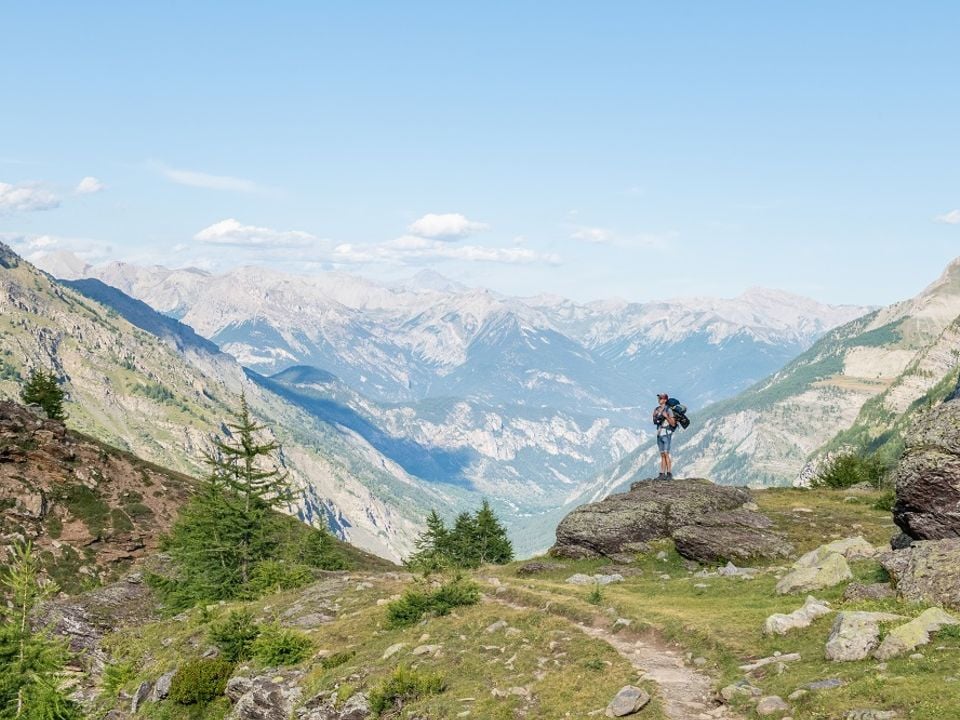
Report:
412,644,441,656
605,685,651,717
656,550,669,560
764,596,832,635
909,653,924,660
130,681,152,713
804,678,845,691
787,689,808,701
383,643,406,659
844,711,900,720
486,620,508,633
151,671,174,701
756,696,790,716
720,680,761,701
339,692,370,720
516,561,565,576
566,573,625,586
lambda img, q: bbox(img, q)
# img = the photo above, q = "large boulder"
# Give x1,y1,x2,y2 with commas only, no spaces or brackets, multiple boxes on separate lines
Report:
673,509,794,563
874,607,958,660
776,553,852,595
825,611,906,662
892,398,960,540
551,478,751,558
880,539,960,608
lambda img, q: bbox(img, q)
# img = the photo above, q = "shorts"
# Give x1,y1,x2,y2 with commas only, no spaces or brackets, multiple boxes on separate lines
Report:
657,432,672,453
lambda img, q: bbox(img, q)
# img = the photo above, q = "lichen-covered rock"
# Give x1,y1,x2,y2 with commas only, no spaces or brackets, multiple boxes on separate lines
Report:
843,582,896,603
756,695,790,716
776,553,852,595
874,607,958,660
673,509,794,564
228,676,302,720
764,596,832,635
604,685,650,717
824,611,906,662
880,539,960,609
551,478,751,558
795,536,876,566
892,398,960,540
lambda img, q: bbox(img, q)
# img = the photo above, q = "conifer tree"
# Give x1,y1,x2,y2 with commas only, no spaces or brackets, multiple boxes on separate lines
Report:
159,394,292,608
472,499,514,565
20,369,65,422
0,544,80,720
407,509,451,572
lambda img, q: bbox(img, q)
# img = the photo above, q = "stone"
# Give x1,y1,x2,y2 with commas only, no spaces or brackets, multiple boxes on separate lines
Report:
804,678,845,691
229,676,302,720
604,685,651,717
776,553,852,595
824,611,906,662
844,711,900,720
226,676,254,702
756,696,790,716
151,671,175,701
874,607,958,660
130,681,152,713
880,539,960,609
412,644,441,656
794,537,876,567
382,643,406,659
485,620,508,633
764,596,832,635
739,653,800,673
890,533,913,550
673,509,794,564
516,561,565,576
339,692,370,720
892,397,960,540
551,478,752,558
566,573,624,586
720,680,761,701
843,582,896,603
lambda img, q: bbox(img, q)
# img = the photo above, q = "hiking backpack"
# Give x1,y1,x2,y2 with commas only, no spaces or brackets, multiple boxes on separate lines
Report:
666,397,691,429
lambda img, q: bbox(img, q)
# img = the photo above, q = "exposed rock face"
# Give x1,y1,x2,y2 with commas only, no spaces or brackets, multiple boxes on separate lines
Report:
874,607,958,660
776,553,852,595
228,675,303,720
892,398,960,540
551,478,751,558
824,611,906,662
880,539,960,609
0,400,192,591
673,509,794,563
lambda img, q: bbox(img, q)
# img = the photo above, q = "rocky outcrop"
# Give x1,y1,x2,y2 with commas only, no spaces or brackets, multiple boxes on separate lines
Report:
874,607,958,660
824,611,906,662
776,553,852,595
551,478,752,558
672,509,794,564
0,400,193,591
227,674,303,720
892,397,960,541
880,539,960,608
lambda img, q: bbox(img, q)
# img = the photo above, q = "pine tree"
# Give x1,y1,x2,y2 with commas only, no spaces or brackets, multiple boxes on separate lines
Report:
407,510,451,572
0,544,80,720
20,370,65,422
448,511,480,568
472,499,514,565
158,394,292,608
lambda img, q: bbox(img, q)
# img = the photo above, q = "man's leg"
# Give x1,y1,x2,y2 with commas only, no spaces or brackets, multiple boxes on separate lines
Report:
665,452,673,478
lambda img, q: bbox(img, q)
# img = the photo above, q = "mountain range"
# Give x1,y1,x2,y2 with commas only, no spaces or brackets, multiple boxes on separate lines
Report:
587,257,960,499
13,248,875,558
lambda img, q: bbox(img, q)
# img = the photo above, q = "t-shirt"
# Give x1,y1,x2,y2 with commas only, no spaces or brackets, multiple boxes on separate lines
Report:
654,406,675,437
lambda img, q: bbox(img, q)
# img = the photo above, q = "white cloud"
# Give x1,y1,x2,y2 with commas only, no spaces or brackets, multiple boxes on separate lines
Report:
1,232,112,264
155,163,262,193
408,213,489,240
332,236,559,266
0,182,60,213
75,176,105,195
570,226,613,244
194,218,318,247
936,209,960,225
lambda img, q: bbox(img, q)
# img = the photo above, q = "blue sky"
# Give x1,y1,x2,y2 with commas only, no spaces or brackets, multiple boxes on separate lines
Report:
2,2,959,305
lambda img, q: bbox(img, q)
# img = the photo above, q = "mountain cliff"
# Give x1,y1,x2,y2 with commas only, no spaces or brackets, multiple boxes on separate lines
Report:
587,257,960,495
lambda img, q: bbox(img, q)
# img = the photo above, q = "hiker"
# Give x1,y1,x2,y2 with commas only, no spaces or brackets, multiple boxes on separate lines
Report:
653,392,677,479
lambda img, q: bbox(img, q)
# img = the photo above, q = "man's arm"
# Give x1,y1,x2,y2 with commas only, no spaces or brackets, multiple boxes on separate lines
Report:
666,408,676,427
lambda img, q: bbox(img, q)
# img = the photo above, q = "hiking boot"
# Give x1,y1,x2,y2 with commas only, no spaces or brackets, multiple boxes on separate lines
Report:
666,472,673,479
656,473,666,480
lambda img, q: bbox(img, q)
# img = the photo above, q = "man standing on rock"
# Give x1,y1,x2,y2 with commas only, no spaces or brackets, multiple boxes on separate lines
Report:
653,393,677,479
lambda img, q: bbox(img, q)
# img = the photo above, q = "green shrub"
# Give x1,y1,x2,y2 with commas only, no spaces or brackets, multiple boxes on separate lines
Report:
369,665,446,716
320,650,355,669
209,609,261,662
168,658,233,705
385,579,481,629
587,584,603,605
812,453,888,489
101,660,137,697
873,489,896,512
250,623,312,666
244,561,314,597
299,528,347,570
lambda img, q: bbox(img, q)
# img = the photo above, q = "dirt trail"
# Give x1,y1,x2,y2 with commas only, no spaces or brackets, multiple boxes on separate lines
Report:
494,594,742,720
